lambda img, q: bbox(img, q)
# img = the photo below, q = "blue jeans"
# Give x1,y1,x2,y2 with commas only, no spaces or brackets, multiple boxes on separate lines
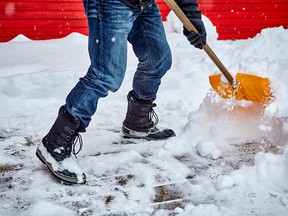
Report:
65,0,172,129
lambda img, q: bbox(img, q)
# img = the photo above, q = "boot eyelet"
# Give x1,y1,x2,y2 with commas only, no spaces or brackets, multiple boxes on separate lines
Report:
70,130,75,135
63,142,67,146
66,136,71,141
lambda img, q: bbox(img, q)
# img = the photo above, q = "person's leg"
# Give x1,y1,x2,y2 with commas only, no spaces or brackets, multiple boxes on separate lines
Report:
128,1,172,101
36,0,140,184
66,0,139,129
122,1,175,140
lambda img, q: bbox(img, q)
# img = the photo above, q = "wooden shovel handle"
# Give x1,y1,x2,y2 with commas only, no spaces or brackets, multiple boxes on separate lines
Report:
164,0,236,88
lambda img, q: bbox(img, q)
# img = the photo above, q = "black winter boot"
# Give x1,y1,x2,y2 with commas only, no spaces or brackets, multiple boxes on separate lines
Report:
122,91,175,140
36,105,86,184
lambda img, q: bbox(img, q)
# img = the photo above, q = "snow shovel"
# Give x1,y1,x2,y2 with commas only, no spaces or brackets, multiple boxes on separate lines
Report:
164,0,272,103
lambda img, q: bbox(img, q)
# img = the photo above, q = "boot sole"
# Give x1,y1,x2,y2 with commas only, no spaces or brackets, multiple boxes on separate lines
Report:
122,125,176,141
36,148,86,185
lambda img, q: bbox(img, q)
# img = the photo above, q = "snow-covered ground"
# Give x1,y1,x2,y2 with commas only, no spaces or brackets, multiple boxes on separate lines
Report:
0,13,288,216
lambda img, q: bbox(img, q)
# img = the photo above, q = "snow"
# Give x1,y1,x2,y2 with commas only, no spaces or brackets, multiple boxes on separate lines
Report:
0,12,288,215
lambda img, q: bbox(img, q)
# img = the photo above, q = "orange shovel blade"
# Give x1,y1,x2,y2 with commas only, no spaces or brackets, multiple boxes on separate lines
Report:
209,73,272,103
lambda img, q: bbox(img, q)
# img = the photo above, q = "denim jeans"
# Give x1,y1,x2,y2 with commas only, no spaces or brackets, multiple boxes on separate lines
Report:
65,0,172,129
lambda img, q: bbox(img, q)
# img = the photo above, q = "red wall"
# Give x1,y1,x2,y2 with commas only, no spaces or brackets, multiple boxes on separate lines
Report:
0,0,87,42
199,0,288,40
0,0,287,42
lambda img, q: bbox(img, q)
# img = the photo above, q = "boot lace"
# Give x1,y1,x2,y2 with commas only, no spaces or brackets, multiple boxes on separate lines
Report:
72,133,83,158
148,103,159,128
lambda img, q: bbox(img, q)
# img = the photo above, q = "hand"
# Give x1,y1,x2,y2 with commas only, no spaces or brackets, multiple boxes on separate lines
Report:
183,11,207,49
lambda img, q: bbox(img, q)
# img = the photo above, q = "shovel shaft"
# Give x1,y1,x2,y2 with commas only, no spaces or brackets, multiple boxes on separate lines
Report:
164,0,235,88
203,45,235,87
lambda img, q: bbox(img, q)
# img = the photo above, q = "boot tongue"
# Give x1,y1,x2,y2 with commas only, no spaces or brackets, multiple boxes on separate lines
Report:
77,128,86,133
129,90,153,104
